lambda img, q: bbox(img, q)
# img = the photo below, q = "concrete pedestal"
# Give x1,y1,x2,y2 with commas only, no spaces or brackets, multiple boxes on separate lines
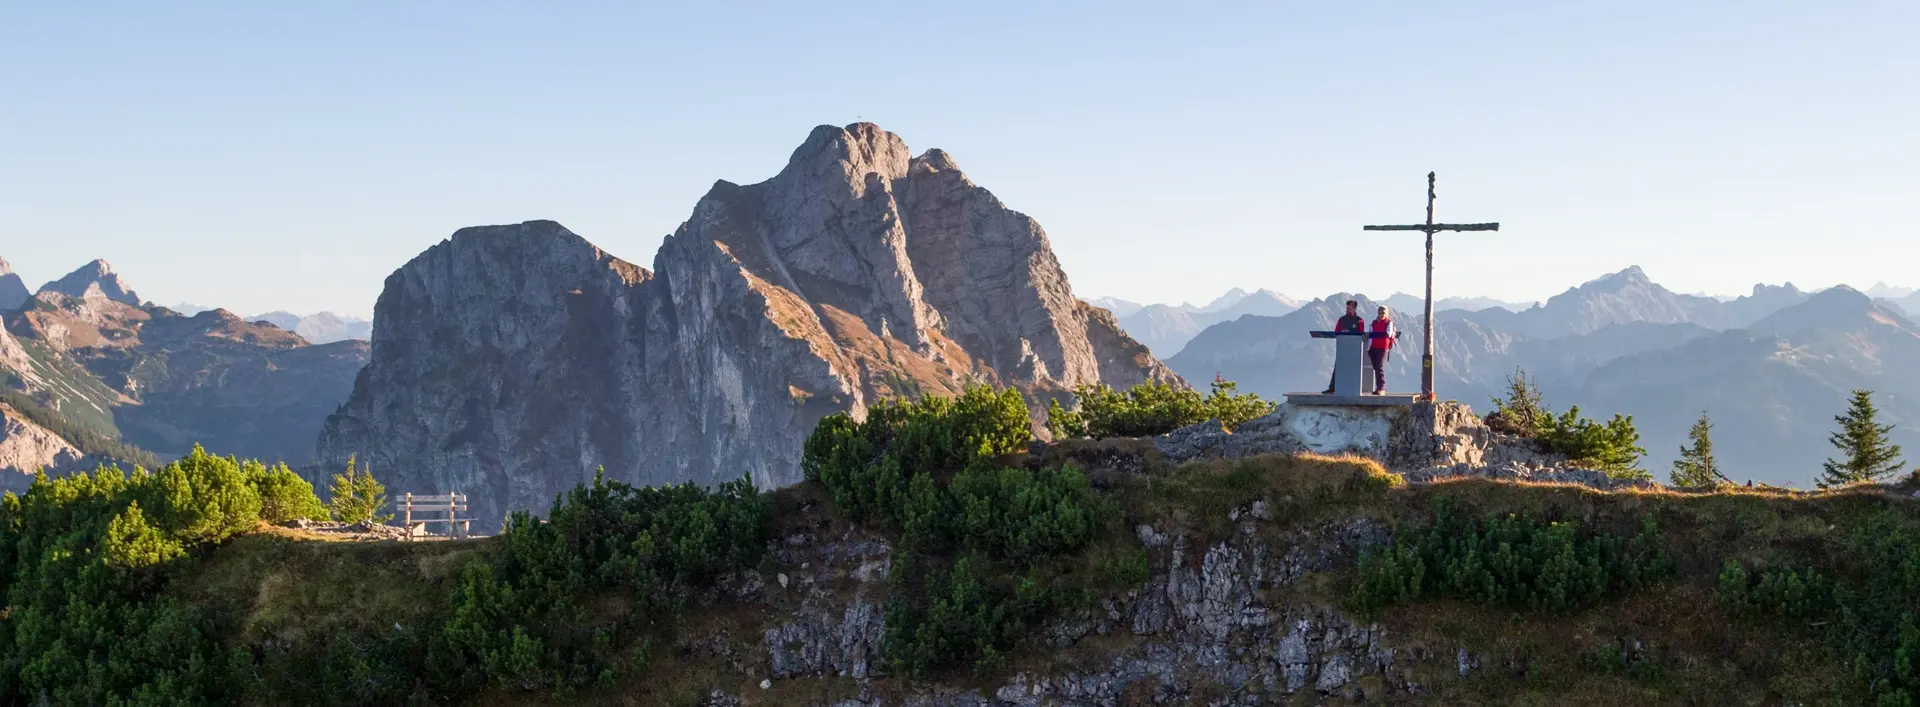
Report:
1292,329,1411,407
1332,333,1364,397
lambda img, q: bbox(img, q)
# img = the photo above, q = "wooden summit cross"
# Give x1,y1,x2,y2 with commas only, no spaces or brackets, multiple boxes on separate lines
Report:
1362,172,1500,401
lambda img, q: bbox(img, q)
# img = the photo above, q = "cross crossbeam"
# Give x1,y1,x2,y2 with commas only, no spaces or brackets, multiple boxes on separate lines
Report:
1361,223,1500,232
1360,172,1501,401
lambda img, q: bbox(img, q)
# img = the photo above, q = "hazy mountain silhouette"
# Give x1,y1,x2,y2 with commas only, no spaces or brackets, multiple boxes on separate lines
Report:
1168,267,1895,487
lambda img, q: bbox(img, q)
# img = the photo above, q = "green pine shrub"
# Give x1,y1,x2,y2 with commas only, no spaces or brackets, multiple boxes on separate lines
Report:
253,460,331,523
1486,368,1646,478
1715,561,1836,619
1714,510,1920,704
1046,377,1275,440
0,446,330,704
1349,500,1673,616
1538,406,1648,479
882,553,1058,680
802,383,1120,676
435,471,769,695
803,384,1033,528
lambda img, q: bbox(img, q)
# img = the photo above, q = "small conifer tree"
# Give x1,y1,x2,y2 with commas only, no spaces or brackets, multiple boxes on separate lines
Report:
1487,368,1548,437
329,455,393,523
1818,390,1905,488
1670,410,1730,488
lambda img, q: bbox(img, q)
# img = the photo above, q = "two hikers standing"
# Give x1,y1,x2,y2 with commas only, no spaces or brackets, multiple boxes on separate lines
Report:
1323,300,1399,395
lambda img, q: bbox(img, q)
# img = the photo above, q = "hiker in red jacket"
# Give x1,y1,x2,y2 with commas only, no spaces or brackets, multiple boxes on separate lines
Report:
1321,300,1366,394
1368,306,1399,394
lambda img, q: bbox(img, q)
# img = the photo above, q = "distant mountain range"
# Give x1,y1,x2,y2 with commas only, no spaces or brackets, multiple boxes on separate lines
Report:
170,304,372,344
1380,293,1537,315
1088,289,1535,356
1879,291,1920,318
1869,282,1917,299
0,259,367,485
1087,289,1303,356
1164,266,1920,487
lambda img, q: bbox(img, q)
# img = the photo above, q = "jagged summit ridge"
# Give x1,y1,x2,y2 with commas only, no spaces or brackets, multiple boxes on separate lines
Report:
319,123,1176,528
37,259,141,307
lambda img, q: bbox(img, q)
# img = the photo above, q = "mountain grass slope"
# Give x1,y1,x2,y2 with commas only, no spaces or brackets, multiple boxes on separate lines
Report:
13,400,1920,705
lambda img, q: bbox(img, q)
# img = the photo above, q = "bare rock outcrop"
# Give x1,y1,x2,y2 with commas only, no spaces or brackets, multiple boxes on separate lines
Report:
318,123,1178,528
754,510,1436,704
0,257,28,312
0,405,85,493
0,323,32,377
1155,401,1653,490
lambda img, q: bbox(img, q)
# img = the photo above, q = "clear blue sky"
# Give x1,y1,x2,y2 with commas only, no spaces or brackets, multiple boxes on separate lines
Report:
4,2,1916,317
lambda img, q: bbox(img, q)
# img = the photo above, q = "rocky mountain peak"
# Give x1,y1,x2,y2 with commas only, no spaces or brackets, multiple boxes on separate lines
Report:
781,122,914,186
1746,285,1906,338
913,147,961,173
1808,284,1869,305
1582,265,1652,290
321,124,1175,528
38,259,140,307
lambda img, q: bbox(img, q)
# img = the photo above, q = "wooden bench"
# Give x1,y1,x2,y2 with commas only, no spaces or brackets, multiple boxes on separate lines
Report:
401,492,472,540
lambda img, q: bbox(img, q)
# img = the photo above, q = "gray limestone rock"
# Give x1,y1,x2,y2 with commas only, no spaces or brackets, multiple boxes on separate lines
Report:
0,257,27,312
764,600,885,679
318,124,1178,528
1148,400,1642,492
0,405,86,493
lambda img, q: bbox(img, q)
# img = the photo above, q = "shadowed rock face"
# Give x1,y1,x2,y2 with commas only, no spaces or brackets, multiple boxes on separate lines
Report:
317,123,1178,528
0,258,28,312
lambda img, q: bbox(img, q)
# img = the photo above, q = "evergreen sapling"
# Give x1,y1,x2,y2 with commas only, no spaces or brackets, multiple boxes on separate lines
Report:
1670,410,1731,488
1817,389,1905,488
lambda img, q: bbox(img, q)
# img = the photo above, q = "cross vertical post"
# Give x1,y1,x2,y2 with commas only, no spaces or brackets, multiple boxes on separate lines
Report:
1362,173,1501,401
1422,172,1436,401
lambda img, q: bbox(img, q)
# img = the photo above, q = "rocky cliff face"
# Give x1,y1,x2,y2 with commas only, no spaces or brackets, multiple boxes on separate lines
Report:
741,512,1411,705
318,123,1177,527
0,258,28,312
0,405,84,492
